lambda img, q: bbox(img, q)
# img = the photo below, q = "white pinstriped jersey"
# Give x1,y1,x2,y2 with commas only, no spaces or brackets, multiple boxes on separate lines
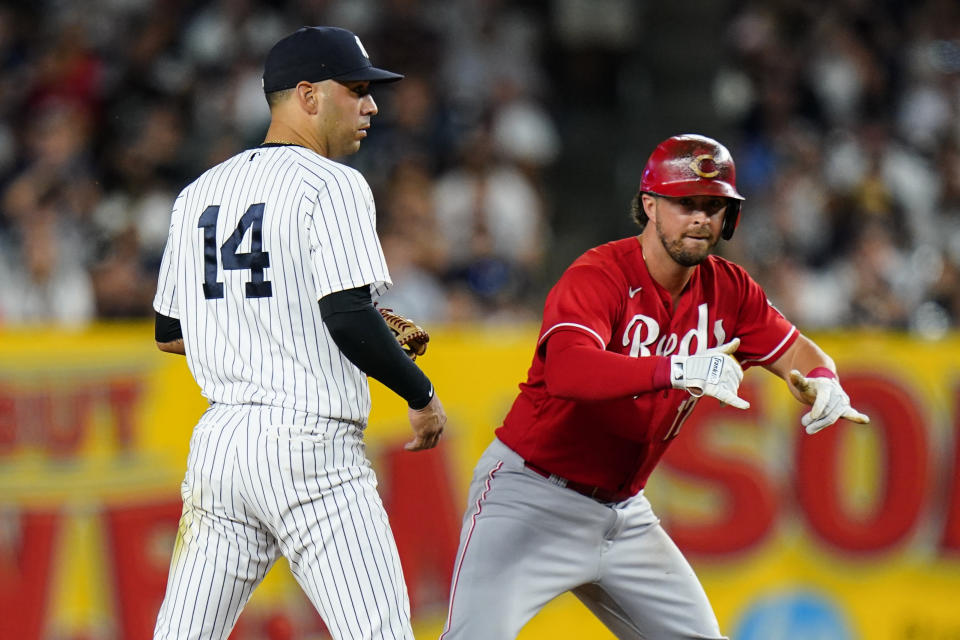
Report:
153,145,391,423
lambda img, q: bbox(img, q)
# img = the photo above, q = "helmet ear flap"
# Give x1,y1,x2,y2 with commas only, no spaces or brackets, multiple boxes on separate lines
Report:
721,199,741,240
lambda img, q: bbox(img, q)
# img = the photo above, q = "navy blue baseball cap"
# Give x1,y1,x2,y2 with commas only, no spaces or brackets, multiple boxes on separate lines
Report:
262,26,404,93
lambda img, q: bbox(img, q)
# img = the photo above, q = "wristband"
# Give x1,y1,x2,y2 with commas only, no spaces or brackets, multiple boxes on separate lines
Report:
653,356,672,390
806,367,837,380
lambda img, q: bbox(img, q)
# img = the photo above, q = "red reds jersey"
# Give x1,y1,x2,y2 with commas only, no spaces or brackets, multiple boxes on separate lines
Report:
496,236,797,495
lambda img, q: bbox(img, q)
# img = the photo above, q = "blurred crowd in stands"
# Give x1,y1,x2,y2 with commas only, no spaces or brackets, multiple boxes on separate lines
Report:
0,0,959,337
715,0,960,338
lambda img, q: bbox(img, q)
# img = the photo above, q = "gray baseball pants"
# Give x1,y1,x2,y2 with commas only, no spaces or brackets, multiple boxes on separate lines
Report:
440,437,726,639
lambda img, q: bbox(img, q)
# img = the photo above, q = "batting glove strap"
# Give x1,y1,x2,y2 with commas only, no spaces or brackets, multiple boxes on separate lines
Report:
670,352,749,410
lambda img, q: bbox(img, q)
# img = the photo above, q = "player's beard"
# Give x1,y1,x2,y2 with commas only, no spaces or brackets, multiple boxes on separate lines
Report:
655,218,718,267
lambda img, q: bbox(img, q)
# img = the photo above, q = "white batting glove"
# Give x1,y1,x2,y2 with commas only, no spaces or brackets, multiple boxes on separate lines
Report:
788,370,871,434
670,338,750,410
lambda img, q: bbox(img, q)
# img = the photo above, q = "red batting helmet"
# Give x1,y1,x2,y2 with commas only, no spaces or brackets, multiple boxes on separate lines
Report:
639,134,744,239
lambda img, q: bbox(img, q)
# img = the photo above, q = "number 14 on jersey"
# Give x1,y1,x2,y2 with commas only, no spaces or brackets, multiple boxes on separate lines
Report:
198,203,273,300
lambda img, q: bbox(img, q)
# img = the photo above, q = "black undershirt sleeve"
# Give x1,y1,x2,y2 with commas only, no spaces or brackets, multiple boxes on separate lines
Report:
155,312,183,342
319,287,434,410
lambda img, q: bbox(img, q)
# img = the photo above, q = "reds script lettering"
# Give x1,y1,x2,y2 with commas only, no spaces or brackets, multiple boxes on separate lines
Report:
623,303,727,357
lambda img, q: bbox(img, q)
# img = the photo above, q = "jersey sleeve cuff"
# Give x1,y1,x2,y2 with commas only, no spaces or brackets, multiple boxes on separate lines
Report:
152,300,179,320
538,323,606,350
740,326,799,368
315,277,392,301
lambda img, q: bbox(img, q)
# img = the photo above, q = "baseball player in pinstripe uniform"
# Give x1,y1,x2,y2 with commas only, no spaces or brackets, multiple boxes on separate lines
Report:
151,26,445,640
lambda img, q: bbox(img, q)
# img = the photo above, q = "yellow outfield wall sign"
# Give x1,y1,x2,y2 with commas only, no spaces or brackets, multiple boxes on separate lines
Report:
0,324,959,639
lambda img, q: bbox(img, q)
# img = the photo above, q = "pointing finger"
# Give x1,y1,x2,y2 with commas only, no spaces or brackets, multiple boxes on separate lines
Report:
718,391,750,410
842,408,871,424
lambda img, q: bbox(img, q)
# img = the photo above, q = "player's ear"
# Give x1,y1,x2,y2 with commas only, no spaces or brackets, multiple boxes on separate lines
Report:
294,81,320,115
641,193,658,223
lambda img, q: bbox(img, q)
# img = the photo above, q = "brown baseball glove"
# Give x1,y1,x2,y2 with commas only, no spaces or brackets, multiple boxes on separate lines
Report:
377,305,430,360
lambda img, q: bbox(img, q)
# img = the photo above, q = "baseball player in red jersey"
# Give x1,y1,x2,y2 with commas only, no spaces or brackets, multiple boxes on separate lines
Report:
440,134,869,639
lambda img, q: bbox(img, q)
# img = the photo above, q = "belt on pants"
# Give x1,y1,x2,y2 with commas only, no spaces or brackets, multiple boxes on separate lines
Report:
523,460,631,504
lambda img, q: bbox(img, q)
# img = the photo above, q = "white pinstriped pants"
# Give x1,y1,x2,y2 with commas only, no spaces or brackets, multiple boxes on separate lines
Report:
154,403,413,640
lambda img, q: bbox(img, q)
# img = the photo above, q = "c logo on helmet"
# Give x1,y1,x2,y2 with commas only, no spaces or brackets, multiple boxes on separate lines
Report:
690,154,719,178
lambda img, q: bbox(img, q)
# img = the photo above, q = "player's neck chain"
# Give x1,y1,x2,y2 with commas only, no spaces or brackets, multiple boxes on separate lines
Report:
261,140,304,148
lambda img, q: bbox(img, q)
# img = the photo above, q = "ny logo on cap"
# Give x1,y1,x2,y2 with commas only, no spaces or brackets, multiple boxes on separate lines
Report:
354,35,370,59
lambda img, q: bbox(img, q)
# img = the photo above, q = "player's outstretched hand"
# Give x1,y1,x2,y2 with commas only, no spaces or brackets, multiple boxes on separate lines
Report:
405,393,446,451
670,338,750,410
788,370,870,434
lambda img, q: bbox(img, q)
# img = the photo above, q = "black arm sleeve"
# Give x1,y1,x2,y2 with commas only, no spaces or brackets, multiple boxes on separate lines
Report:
319,287,434,410
155,312,183,342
